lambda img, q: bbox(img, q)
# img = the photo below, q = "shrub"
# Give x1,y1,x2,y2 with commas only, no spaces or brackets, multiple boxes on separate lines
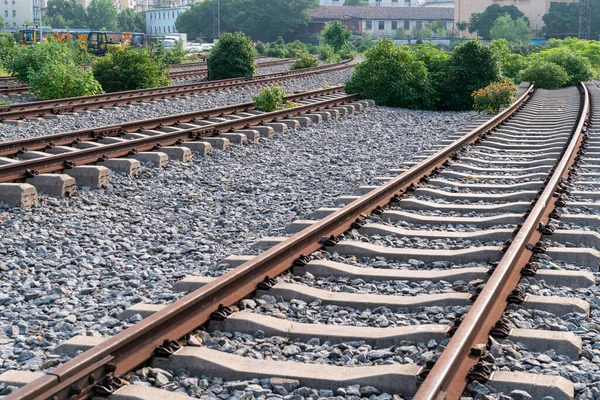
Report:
472,78,517,114
253,86,286,112
291,51,319,70
439,40,501,110
265,46,286,58
318,44,340,63
29,61,103,100
518,62,569,89
307,44,319,55
344,39,435,110
0,32,17,68
255,42,266,55
208,32,257,80
412,43,449,106
353,36,375,53
501,53,530,81
530,46,593,86
339,43,358,60
7,39,75,83
156,42,186,66
93,47,171,92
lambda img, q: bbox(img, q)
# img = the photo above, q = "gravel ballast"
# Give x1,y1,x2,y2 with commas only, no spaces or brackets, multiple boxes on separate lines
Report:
0,103,478,373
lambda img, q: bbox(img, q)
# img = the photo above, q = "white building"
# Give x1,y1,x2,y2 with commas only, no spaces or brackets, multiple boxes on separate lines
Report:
1,0,46,27
146,6,186,35
319,0,453,7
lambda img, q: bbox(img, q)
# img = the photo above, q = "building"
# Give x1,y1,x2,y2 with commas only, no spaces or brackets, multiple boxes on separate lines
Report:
454,0,577,33
75,0,90,7
309,6,454,36
146,6,187,35
319,0,453,7
1,0,46,27
113,0,136,11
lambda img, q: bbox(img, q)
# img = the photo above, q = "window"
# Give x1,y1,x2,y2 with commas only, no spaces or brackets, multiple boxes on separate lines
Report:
392,21,397,29
404,20,410,29
4,10,7,18
172,11,174,18
352,21,358,30
378,21,385,30
365,20,372,30
392,0,398,2
12,10,15,17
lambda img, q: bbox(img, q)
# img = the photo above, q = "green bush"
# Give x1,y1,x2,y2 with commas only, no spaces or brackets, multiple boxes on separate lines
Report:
530,46,593,86
255,42,266,55
291,51,319,70
318,44,340,63
307,44,319,55
208,32,257,80
265,46,286,58
353,36,375,53
472,78,517,114
253,86,287,112
501,53,530,81
29,61,103,100
0,32,17,68
156,42,186,66
339,43,358,60
518,62,569,89
7,39,76,83
439,40,501,110
93,47,171,92
412,43,449,106
344,39,435,110
320,21,352,52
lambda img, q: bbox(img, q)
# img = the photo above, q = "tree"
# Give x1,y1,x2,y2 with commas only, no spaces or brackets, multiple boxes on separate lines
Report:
344,0,369,5
29,61,102,100
175,1,212,40
0,15,4,28
529,46,593,86
395,27,409,39
118,8,145,32
542,2,584,39
45,0,87,28
0,32,16,68
93,47,171,92
440,39,501,110
320,21,352,52
86,0,118,31
344,39,436,110
489,14,532,43
456,21,468,37
207,32,257,80
412,23,432,41
469,4,527,40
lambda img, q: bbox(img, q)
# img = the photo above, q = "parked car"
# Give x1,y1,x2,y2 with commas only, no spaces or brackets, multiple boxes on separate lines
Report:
200,43,214,51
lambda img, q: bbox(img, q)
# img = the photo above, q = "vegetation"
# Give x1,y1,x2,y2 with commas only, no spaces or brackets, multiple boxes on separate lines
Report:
92,47,171,93
490,39,530,81
345,39,435,110
439,40,501,110
0,33,17,69
344,0,369,5
320,21,352,52
291,51,319,70
155,42,186,66
207,32,256,80
456,21,469,37
529,46,593,86
117,8,146,33
318,44,340,63
472,78,517,114
489,13,532,44
469,4,527,40
253,86,295,112
542,0,600,39
87,0,118,30
29,61,102,100
175,0,319,42
518,62,569,89
44,0,145,31
45,0,87,28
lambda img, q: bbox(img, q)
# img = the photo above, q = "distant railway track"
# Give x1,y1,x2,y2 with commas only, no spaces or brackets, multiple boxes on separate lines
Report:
0,57,293,94
3,83,597,400
0,59,352,120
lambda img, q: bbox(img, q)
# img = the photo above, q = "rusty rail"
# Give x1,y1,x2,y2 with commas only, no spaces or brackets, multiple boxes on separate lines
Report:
413,82,590,400
169,58,294,79
0,86,344,157
0,60,352,120
6,85,534,400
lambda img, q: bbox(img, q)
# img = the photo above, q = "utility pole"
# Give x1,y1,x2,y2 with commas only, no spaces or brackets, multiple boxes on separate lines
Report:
212,0,220,41
579,0,591,39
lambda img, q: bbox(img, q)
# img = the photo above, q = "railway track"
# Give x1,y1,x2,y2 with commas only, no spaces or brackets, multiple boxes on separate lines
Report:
0,58,295,95
0,82,595,400
0,60,352,121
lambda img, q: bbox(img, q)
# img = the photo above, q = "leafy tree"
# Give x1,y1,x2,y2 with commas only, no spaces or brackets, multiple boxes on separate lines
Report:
29,61,102,100
440,39,501,110
490,39,530,81
155,42,186,66
7,39,76,83
548,37,600,68
412,42,448,106
207,32,256,80
175,1,213,40
92,47,171,92
344,0,369,5
0,32,17,68
489,14,532,43
320,21,352,52
118,8,145,32
395,28,409,39
255,42,266,54
456,21,468,37
518,62,569,89
412,23,433,41
86,0,118,31
542,2,585,39
344,39,436,109
45,0,87,28
469,4,527,40
318,44,340,63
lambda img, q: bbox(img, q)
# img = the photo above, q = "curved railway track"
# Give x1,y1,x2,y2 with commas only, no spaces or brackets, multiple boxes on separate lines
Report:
0,58,295,95
3,83,598,400
0,60,352,121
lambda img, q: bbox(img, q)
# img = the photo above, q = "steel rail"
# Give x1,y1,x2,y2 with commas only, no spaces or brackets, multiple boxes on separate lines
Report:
414,83,590,400
0,91,356,182
0,86,345,157
168,58,294,79
6,85,534,400
0,60,353,120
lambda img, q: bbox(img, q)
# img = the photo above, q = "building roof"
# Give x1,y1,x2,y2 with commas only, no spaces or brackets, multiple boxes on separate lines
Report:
309,6,454,21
